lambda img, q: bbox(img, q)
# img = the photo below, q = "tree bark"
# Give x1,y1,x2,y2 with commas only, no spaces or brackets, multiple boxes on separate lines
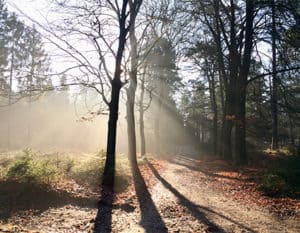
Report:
212,0,230,158
7,44,15,149
154,96,162,155
103,78,122,187
102,1,129,188
234,86,247,165
234,0,254,165
218,74,225,156
222,0,238,161
127,0,141,167
222,97,234,161
126,80,137,166
271,0,279,149
126,63,138,167
206,61,218,156
139,75,146,156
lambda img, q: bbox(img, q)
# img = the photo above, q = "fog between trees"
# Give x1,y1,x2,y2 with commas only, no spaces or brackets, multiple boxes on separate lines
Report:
0,89,194,155
2,0,299,165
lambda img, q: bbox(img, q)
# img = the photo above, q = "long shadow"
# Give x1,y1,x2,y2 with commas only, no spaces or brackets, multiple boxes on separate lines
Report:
169,155,250,182
131,161,168,233
93,185,114,233
145,159,257,233
94,163,115,233
0,180,97,220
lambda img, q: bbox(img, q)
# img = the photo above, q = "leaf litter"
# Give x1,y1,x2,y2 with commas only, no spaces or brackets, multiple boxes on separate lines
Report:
0,156,299,232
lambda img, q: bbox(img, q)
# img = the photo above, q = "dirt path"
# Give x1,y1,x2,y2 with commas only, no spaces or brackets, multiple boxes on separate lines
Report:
1,155,299,232
146,156,300,233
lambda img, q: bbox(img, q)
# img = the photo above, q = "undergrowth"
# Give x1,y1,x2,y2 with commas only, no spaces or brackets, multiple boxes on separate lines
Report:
263,147,294,156
6,149,61,184
0,149,132,193
259,154,300,197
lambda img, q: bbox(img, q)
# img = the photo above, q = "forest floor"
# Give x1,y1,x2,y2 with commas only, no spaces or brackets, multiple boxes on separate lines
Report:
0,152,300,232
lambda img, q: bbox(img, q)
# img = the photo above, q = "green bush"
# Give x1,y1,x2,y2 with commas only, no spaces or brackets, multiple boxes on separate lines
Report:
6,149,59,184
259,156,300,197
3,149,132,193
258,173,289,196
6,149,34,182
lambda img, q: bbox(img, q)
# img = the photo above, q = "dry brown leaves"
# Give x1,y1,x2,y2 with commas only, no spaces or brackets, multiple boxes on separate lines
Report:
198,160,300,219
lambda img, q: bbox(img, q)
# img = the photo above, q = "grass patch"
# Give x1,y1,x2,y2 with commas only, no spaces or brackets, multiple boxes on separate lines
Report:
0,149,133,193
70,151,132,193
70,150,105,189
6,149,61,184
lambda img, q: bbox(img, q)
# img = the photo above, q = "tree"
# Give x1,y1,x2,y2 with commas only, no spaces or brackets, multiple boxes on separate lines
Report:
23,26,51,145
100,0,143,187
36,0,144,189
242,0,300,150
0,1,51,103
146,36,179,155
126,0,142,169
183,0,255,164
178,0,300,163
0,1,51,149
0,0,10,99
21,26,51,95
187,41,220,155
271,0,279,149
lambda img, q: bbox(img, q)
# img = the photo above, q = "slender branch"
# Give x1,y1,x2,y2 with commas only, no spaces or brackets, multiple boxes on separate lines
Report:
247,67,300,85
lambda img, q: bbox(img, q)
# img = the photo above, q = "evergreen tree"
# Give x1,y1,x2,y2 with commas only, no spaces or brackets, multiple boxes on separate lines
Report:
0,1,51,103
146,37,180,154
20,26,51,97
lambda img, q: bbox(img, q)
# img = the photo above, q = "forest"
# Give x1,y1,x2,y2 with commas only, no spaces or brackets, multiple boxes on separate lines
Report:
0,0,299,232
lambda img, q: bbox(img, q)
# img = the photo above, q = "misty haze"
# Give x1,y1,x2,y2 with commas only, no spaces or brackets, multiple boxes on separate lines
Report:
0,0,299,232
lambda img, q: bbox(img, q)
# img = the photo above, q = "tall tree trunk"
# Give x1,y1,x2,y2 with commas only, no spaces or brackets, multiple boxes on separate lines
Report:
127,0,140,167
27,51,35,147
222,82,235,160
288,113,295,146
212,0,227,157
95,2,143,231
234,87,247,165
102,3,128,187
211,93,218,155
139,74,146,156
271,0,279,149
218,74,225,156
7,45,14,149
222,0,238,161
234,0,254,165
206,62,218,156
103,78,122,187
222,97,233,161
126,80,137,166
154,86,162,155
154,106,161,155
126,58,138,167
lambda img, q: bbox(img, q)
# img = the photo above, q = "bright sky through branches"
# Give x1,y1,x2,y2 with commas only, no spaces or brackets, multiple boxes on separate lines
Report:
7,0,118,93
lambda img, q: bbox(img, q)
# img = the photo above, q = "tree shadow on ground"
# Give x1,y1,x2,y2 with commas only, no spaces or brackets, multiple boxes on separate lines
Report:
93,159,115,233
131,162,168,233
91,173,130,233
0,180,97,220
93,185,114,233
145,159,257,233
169,155,253,182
